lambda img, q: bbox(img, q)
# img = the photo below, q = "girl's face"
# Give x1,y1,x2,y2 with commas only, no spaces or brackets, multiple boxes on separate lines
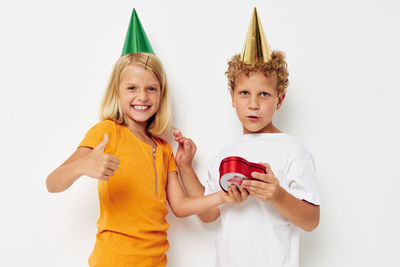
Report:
231,71,285,134
119,64,161,129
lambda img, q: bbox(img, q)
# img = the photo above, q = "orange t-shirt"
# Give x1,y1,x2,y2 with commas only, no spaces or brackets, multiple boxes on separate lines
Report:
79,120,177,266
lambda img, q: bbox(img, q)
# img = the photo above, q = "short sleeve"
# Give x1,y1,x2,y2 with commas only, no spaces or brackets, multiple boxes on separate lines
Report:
203,160,220,195
166,144,177,173
285,159,320,205
79,120,117,154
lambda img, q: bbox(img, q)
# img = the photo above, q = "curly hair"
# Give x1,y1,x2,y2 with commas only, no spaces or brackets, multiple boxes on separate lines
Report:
226,51,289,95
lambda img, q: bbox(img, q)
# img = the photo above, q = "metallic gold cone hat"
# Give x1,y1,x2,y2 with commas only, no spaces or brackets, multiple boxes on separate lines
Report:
121,8,154,56
241,8,271,65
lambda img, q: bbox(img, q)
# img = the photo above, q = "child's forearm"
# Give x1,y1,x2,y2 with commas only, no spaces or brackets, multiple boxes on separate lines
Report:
176,165,221,222
272,187,320,231
178,165,206,197
46,159,85,193
173,191,224,218
46,148,95,193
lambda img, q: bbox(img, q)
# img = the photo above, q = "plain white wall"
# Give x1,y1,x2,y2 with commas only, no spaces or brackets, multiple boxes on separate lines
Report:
1,0,400,266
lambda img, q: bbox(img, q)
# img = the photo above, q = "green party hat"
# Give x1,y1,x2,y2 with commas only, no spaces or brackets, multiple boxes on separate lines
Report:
121,8,154,56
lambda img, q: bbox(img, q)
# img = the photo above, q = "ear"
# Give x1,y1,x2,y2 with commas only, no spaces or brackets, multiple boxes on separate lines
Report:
229,89,236,108
276,93,286,110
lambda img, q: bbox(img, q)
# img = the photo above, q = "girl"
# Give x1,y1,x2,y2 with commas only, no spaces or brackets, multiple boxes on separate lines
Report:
46,52,247,266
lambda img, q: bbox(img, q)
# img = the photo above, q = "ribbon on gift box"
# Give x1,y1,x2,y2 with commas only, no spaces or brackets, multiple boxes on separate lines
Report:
219,156,266,192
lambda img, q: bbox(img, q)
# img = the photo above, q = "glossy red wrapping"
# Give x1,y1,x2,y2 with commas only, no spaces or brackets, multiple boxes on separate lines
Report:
219,156,266,192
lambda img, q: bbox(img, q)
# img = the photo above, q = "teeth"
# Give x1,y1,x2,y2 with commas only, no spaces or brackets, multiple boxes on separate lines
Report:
133,105,149,110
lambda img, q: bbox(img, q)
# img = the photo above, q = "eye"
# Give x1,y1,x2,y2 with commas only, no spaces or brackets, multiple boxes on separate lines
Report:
128,86,136,91
239,91,249,96
148,87,157,92
260,92,270,97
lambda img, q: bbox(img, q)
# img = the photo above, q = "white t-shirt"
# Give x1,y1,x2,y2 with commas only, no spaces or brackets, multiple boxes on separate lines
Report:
204,133,320,267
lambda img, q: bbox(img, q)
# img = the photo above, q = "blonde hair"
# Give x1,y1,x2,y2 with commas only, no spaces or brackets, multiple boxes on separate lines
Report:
100,53,172,137
226,51,289,96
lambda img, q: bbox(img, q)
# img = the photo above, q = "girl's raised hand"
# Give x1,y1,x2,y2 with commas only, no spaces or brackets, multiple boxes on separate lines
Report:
173,131,196,168
82,134,120,181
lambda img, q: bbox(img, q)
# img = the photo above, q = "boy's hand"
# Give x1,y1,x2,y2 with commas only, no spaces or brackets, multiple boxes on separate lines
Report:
241,163,281,202
220,185,249,204
173,131,196,168
82,134,120,181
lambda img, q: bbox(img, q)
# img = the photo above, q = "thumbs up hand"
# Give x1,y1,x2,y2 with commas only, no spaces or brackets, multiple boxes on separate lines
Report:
94,133,109,152
82,134,120,181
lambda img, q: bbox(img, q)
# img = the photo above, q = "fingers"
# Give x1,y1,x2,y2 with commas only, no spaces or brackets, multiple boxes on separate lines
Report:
176,137,196,154
239,186,249,199
98,175,110,181
246,188,279,202
244,184,266,195
243,178,270,190
94,134,109,152
104,168,114,177
173,131,182,138
92,134,120,165
108,154,120,164
259,162,274,176
184,139,196,154
98,153,120,177
227,185,248,203
97,164,117,180
230,185,241,202
243,181,281,202
176,136,191,146
173,131,183,143
173,132,196,151
242,178,274,193
108,161,119,171
227,187,237,203
251,170,275,183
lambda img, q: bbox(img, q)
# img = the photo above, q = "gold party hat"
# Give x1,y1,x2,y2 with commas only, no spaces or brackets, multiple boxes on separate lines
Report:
241,8,271,65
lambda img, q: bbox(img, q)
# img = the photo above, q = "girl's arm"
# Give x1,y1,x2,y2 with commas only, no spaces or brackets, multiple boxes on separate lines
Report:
176,165,222,222
46,134,120,193
170,132,248,221
166,171,246,219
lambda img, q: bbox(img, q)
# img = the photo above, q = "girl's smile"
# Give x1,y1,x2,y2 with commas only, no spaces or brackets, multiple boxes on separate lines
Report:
119,64,161,129
131,104,151,112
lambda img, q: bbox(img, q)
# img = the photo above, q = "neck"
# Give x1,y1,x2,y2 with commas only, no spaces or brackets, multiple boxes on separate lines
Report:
243,123,281,134
126,119,149,138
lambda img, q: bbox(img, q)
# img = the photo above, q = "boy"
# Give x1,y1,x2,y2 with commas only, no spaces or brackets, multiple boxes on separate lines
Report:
175,8,320,267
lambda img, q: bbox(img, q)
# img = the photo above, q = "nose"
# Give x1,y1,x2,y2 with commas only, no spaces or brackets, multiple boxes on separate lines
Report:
136,88,149,102
248,96,259,110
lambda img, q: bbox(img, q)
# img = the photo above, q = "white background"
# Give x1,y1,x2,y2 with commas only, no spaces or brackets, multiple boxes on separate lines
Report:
1,0,399,266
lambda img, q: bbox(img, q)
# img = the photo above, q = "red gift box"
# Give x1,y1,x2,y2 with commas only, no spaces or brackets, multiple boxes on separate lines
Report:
219,156,266,192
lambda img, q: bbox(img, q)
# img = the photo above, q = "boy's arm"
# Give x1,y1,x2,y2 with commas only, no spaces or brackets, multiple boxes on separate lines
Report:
242,163,320,231
271,188,319,232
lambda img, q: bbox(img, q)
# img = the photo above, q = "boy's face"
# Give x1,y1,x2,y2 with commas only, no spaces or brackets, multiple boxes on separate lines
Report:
231,71,285,134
